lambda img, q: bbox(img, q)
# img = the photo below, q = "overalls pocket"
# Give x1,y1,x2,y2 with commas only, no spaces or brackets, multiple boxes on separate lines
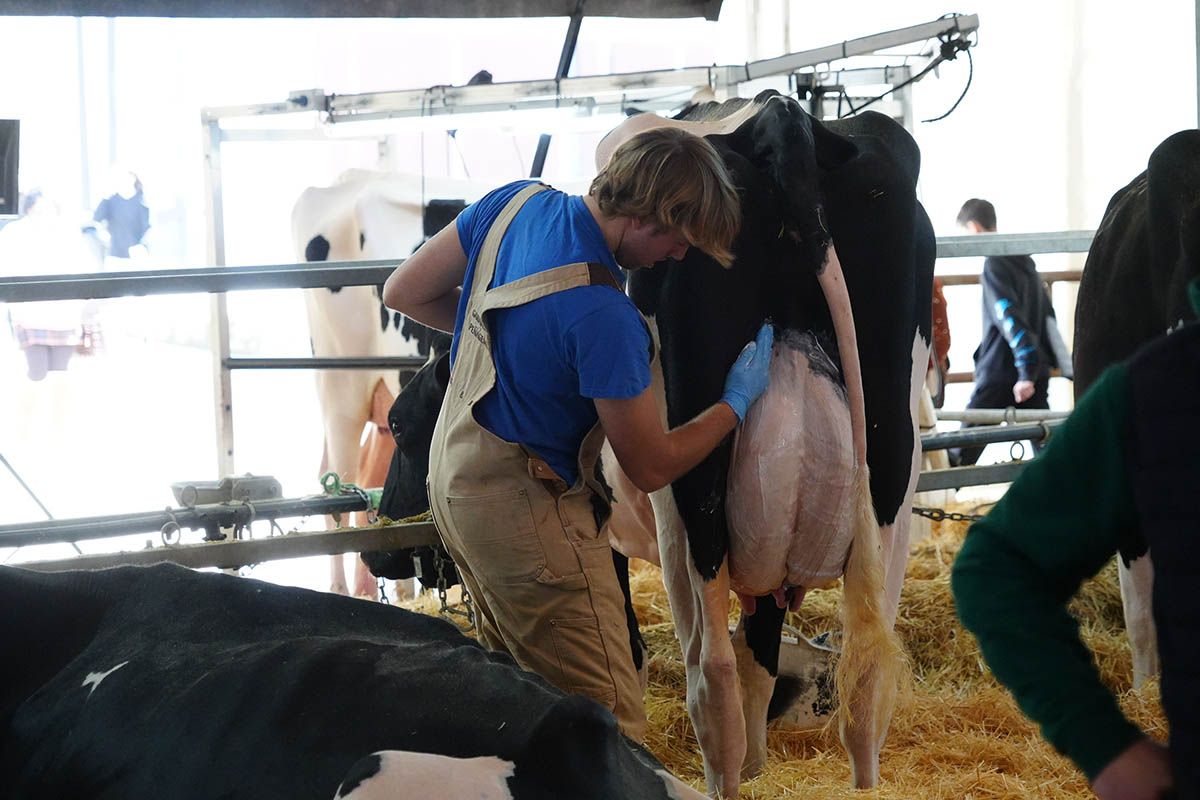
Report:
446,488,546,584
549,616,618,710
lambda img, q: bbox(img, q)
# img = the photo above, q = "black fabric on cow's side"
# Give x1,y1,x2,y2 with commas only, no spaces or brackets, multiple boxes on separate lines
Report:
0,564,682,800
366,351,456,587
629,91,933,581
1074,129,1200,395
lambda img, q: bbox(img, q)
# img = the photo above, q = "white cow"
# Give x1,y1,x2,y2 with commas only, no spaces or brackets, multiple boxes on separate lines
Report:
290,170,487,596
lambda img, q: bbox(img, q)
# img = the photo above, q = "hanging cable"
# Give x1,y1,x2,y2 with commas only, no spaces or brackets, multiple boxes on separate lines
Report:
836,26,975,120
921,46,973,123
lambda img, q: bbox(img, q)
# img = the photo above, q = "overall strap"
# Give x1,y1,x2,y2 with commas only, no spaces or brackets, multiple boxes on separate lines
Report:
478,261,623,314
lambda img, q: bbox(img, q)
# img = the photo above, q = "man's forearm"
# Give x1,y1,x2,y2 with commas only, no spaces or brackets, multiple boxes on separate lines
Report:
641,402,739,492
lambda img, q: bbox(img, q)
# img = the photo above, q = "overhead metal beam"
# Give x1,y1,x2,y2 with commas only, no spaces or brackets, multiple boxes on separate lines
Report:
745,14,978,81
201,14,979,126
0,0,723,19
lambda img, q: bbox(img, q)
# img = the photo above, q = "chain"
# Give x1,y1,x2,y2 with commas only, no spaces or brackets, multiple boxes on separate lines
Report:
377,577,390,605
432,546,476,634
911,505,986,523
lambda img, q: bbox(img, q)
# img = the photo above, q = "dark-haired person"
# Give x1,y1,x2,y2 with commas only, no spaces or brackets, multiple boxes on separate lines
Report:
383,127,771,740
952,197,1065,465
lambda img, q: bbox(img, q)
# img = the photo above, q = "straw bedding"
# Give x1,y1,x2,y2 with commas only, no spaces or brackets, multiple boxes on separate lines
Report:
399,506,1164,798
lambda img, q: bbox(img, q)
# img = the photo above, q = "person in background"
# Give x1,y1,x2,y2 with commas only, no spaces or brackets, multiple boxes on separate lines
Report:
93,168,150,265
953,276,1200,800
950,198,1064,465
0,190,88,381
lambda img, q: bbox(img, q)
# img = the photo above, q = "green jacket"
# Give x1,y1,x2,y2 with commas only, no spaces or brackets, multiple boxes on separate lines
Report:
952,277,1200,780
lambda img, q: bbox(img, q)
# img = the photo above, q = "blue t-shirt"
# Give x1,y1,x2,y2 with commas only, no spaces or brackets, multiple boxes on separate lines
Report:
452,180,651,485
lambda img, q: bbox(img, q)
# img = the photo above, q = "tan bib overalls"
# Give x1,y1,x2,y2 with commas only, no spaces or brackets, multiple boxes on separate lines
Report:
427,183,646,741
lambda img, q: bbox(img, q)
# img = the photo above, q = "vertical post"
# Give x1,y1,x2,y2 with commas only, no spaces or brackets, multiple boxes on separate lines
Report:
895,66,915,133
530,0,585,178
202,115,235,477
75,18,92,212
107,18,117,168
1196,0,1200,126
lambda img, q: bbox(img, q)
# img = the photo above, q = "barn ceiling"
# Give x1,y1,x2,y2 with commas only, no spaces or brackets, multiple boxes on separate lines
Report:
0,0,723,19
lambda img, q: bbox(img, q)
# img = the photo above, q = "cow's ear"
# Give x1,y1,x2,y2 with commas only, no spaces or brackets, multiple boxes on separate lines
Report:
510,695,621,798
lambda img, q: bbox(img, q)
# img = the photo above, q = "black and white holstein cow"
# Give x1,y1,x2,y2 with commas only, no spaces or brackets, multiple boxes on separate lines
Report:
1073,129,1200,690
291,171,474,597
597,91,932,797
0,563,706,800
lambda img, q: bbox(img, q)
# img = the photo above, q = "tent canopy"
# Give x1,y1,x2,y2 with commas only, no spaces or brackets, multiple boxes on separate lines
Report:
0,0,723,19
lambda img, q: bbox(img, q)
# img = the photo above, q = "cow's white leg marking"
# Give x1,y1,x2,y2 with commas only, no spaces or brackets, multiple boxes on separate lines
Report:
731,615,772,781
652,491,745,800
82,660,129,698
1120,553,1158,689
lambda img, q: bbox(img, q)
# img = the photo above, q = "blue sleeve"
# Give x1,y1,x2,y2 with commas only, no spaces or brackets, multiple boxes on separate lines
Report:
565,294,652,399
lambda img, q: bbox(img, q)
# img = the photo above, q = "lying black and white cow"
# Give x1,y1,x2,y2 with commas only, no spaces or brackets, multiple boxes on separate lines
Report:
1073,129,1200,689
0,563,704,800
597,90,932,797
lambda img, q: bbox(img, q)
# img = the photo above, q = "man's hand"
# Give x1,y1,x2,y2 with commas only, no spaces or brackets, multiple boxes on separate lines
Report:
720,322,774,420
1092,738,1173,800
1013,379,1035,404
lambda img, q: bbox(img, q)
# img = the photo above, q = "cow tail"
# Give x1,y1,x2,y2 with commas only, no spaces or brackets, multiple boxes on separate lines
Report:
833,464,910,746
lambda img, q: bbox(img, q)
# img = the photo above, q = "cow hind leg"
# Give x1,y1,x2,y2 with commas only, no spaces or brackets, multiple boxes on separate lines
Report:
1119,553,1158,689
732,599,785,781
652,490,745,799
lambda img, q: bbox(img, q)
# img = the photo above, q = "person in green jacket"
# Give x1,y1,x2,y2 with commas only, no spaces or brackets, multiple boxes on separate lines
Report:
952,278,1200,800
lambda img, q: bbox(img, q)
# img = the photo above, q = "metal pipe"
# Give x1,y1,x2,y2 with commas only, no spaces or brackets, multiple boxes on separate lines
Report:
936,408,1071,424
16,522,441,573
916,462,1027,492
0,492,375,548
1,238,1095,305
225,356,428,370
0,259,398,303
921,420,1063,452
936,231,1093,258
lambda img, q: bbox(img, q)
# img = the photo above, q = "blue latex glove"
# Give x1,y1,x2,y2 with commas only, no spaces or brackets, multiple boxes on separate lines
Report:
721,322,774,421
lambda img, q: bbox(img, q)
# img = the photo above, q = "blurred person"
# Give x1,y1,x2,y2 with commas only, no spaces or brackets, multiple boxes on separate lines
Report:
0,190,89,381
950,198,1066,465
93,167,150,265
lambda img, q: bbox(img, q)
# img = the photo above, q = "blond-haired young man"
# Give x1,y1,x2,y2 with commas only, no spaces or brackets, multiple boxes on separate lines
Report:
383,128,771,740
